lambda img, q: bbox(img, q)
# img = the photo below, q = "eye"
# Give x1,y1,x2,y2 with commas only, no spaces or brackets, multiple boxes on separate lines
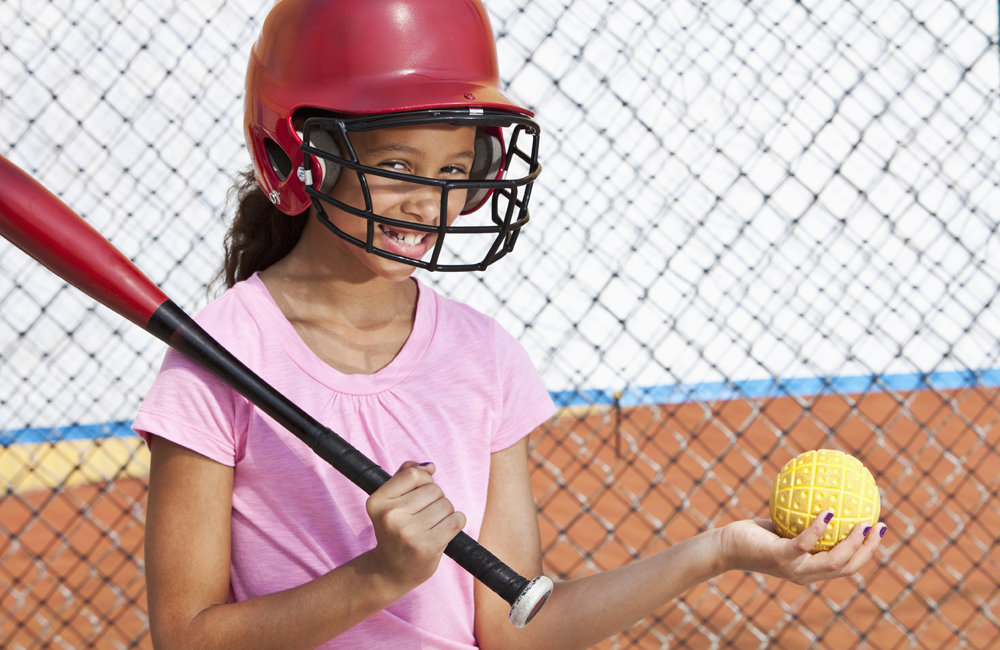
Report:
380,160,411,173
441,164,470,177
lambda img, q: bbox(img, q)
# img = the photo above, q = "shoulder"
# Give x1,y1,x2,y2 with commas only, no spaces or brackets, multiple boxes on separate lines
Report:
416,280,546,398
151,274,281,396
196,274,270,335
418,280,511,346
187,273,292,364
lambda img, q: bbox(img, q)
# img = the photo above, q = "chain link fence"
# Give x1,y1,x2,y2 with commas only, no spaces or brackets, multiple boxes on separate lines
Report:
2,0,998,647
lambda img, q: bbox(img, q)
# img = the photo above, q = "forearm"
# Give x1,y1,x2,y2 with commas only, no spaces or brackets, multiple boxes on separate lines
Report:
489,529,726,650
147,441,462,650
151,550,406,650
487,510,885,649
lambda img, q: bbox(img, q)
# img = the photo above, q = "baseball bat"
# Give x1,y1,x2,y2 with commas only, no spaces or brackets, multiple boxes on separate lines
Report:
0,154,552,627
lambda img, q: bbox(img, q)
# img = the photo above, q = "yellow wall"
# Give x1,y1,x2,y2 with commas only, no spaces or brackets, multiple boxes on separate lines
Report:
1,437,149,493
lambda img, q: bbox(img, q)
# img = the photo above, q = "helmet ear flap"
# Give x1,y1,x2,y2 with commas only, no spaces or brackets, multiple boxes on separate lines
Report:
307,128,343,194
463,127,504,213
264,139,294,181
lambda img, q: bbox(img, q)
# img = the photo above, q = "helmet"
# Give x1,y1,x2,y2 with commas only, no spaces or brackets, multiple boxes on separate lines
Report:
244,0,541,271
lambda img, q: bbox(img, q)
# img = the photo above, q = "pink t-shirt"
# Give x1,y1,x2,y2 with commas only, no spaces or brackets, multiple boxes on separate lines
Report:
133,274,555,648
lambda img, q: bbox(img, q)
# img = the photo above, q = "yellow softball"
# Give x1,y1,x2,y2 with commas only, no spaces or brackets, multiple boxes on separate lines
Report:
770,449,881,552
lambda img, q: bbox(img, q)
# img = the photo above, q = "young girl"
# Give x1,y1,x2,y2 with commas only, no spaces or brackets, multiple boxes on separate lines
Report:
135,1,886,648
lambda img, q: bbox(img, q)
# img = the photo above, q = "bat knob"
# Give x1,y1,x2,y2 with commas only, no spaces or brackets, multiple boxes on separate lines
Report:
507,575,554,628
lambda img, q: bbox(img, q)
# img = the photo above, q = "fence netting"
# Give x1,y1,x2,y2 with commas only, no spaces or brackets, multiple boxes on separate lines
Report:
1,0,998,647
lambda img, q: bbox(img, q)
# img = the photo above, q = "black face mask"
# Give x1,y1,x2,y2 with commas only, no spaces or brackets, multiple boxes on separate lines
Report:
301,109,541,272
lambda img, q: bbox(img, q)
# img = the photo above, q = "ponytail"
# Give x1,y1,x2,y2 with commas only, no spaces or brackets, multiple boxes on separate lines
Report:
216,168,308,290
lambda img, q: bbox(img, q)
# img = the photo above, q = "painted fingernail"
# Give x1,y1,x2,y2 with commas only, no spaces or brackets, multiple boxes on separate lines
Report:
879,525,887,538
418,461,433,467
823,511,834,524
863,526,872,537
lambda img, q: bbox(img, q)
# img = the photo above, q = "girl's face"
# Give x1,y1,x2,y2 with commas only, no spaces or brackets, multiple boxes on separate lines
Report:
324,123,476,281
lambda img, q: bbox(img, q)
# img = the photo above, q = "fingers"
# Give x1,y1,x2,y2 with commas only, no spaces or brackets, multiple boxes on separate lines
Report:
374,463,453,523
791,512,886,582
717,515,885,586
365,461,466,587
789,509,835,555
377,461,436,498
361,461,467,589
829,519,887,575
756,510,885,585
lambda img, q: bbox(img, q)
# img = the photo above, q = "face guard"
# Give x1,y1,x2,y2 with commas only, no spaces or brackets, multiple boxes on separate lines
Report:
301,109,541,272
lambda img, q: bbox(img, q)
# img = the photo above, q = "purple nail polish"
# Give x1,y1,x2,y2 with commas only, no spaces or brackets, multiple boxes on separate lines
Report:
863,526,872,537
879,525,887,538
823,512,834,524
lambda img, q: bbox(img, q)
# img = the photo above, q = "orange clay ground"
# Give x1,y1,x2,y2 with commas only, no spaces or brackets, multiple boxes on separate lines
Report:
2,387,998,648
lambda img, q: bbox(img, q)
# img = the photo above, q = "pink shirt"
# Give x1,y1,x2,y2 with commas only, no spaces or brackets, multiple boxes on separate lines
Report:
133,274,555,648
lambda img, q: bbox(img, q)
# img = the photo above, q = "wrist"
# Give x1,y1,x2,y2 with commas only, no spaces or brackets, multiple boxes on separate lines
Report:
702,527,733,577
347,549,416,608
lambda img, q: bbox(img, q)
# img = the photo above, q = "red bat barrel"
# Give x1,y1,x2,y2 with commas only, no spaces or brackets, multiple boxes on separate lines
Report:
0,155,168,330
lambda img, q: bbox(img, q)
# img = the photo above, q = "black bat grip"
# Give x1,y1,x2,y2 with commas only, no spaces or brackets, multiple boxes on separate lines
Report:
303,435,526,598
446,531,527,601
148,300,552,626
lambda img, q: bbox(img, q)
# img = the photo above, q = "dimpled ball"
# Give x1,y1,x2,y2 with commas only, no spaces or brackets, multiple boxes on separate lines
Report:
770,449,880,553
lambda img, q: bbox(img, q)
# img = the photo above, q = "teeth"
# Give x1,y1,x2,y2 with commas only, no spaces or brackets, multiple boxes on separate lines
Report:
381,226,425,247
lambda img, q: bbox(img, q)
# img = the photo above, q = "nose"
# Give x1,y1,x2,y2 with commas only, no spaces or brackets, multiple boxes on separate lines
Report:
400,182,444,224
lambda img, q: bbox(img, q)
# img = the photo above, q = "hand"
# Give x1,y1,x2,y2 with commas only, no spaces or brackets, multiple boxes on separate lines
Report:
717,510,886,585
365,461,467,590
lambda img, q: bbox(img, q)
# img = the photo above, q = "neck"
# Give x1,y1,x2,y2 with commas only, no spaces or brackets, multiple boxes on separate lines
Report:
257,260,419,375
269,215,415,311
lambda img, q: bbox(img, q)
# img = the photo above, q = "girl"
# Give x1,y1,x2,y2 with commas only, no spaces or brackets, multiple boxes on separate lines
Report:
135,1,885,648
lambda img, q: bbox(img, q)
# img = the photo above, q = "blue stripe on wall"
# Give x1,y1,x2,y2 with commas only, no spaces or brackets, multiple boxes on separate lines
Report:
4,369,999,444
548,368,1000,408
1,420,135,446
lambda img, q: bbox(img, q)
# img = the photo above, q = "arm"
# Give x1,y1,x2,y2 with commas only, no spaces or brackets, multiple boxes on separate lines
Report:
474,431,885,650
144,436,464,650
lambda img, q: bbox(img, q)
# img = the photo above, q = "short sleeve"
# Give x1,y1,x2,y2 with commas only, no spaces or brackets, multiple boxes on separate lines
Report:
132,347,243,467
490,326,556,452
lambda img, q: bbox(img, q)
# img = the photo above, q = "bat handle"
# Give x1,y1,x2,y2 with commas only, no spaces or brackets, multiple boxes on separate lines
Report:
149,300,553,626
508,575,554,628
445,532,553,627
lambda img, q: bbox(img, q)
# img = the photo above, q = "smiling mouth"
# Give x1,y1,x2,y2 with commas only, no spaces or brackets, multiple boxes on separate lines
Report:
379,224,430,249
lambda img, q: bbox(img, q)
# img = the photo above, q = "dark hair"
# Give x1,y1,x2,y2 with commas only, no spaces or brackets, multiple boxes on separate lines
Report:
215,168,308,290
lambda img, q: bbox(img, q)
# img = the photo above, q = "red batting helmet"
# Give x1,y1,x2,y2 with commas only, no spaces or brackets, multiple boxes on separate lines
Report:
243,0,541,270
